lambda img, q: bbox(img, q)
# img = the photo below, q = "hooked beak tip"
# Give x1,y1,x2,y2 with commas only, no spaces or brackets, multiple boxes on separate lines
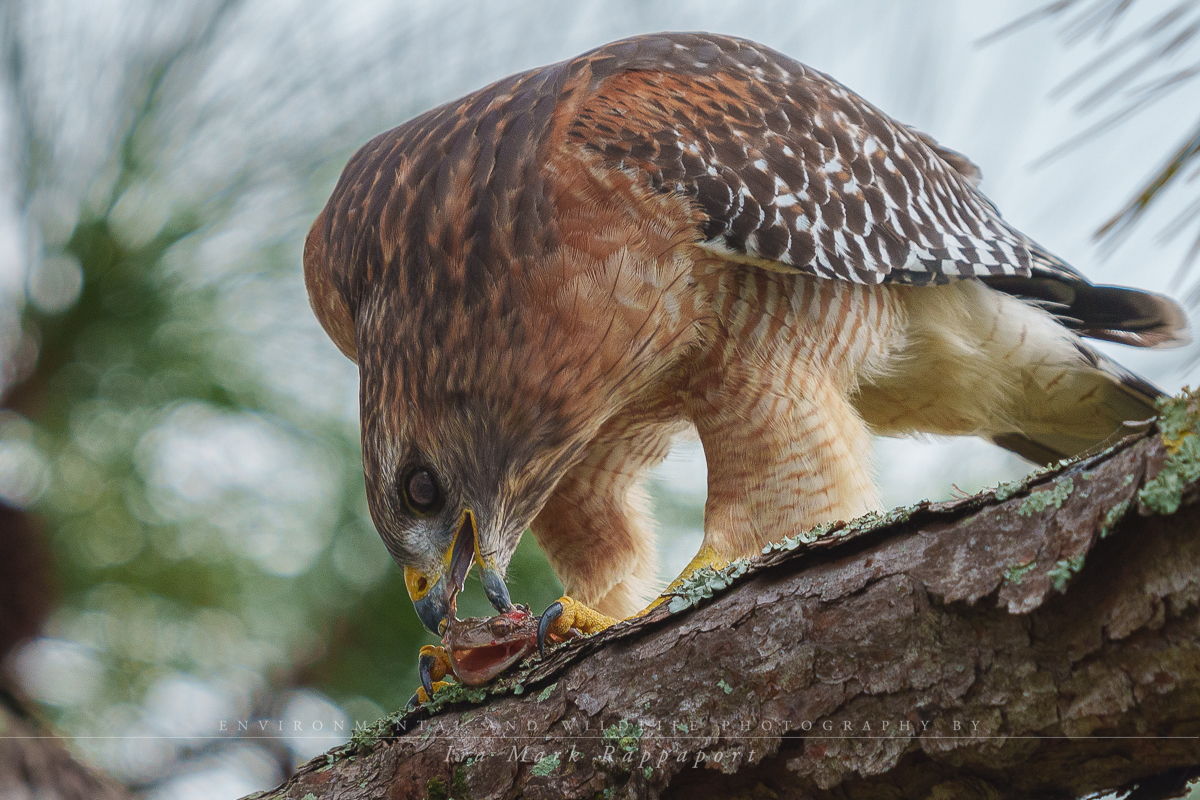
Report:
481,567,513,613
413,585,450,635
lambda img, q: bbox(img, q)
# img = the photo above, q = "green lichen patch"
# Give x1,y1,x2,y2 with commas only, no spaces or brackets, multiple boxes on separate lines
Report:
1048,554,1086,593
1141,389,1200,515
1004,561,1037,585
452,766,470,797
536,682,558,702
761,521,838,555
603,719,644,755
531,752,560,777
844,504,926,535
348,720,387,754
1156,388,1200,445
717,679,734,694
426,776,449,800
759,503,929,558
423,683,490,714
1139,450,1200,514
1100,499,1132,539
993,459,1069,502
1018,476,1074,516
666,558,752,614
994,479,1024,502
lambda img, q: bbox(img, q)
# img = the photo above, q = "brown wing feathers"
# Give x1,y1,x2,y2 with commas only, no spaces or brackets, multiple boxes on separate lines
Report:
569,36,1034,286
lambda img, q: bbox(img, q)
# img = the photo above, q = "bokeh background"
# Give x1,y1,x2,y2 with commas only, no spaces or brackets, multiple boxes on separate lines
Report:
1,0,1198,797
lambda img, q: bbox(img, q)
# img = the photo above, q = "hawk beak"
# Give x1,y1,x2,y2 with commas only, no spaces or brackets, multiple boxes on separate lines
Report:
405,567,454,636
481,564,513,614
404,509,512,633
405,510,478,635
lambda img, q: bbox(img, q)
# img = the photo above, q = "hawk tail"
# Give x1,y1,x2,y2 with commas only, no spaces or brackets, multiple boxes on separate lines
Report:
982,275,1190,350
858,281,1176,468
988,346,1163,466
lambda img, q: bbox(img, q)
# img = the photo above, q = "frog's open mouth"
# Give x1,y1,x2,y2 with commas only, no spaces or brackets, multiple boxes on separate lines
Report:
450,640,529,685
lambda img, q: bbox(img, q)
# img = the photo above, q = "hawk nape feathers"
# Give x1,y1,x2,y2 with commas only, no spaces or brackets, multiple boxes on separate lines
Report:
304,33,1188,649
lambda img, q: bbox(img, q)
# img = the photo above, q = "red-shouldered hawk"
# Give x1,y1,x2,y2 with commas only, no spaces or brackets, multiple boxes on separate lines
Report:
303,33,1187,646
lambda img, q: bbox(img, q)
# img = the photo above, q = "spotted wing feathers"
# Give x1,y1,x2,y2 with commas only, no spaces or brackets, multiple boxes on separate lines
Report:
568,33,1032,286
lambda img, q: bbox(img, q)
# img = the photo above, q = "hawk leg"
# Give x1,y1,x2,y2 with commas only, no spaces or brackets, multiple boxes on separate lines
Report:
690,374,882,559
530,418,684,648
683,270,889,558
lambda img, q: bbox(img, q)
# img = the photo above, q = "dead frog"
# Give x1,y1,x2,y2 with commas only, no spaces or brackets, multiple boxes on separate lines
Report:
409,604,573,705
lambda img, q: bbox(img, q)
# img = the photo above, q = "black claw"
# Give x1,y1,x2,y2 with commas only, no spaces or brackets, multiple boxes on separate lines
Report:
418,653,437,698
537,601,564,658
406,692,421,710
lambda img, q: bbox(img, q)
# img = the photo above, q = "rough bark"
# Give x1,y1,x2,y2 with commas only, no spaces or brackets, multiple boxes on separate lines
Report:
249,415,1200,800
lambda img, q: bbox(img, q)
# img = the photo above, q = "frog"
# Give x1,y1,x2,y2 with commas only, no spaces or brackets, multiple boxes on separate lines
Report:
409,603,571,706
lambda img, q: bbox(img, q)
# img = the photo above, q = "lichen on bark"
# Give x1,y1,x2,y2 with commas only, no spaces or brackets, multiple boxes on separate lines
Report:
1140,389,1200,514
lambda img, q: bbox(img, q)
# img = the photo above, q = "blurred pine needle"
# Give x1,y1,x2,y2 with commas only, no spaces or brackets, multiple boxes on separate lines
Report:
985,0,1200,285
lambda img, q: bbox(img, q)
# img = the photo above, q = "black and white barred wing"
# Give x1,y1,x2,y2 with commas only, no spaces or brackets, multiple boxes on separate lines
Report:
569,32,1037,286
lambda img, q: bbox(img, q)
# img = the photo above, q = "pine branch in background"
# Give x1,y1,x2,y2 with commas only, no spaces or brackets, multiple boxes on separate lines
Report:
1101,127,1200,264
986,0,1200,277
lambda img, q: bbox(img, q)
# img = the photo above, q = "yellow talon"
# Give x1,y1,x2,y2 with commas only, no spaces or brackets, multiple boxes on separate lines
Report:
536,545,729,656
639,544,728,615
411,644,454,705
419,644,452,678
548,595,618,636
413,680,452,705
537,595,617,655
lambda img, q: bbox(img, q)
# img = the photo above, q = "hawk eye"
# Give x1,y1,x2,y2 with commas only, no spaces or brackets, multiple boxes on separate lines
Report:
403,467,440,513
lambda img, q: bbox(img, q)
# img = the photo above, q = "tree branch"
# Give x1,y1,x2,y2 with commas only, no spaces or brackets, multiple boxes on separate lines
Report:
0,700,132,800
249,402,1200,800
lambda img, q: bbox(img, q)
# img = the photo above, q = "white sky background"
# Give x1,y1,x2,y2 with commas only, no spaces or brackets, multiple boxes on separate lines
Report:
5,1,1200,797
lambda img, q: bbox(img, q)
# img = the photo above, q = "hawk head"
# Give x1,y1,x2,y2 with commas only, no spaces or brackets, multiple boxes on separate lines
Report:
354,318,587,636
303,196,594,634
